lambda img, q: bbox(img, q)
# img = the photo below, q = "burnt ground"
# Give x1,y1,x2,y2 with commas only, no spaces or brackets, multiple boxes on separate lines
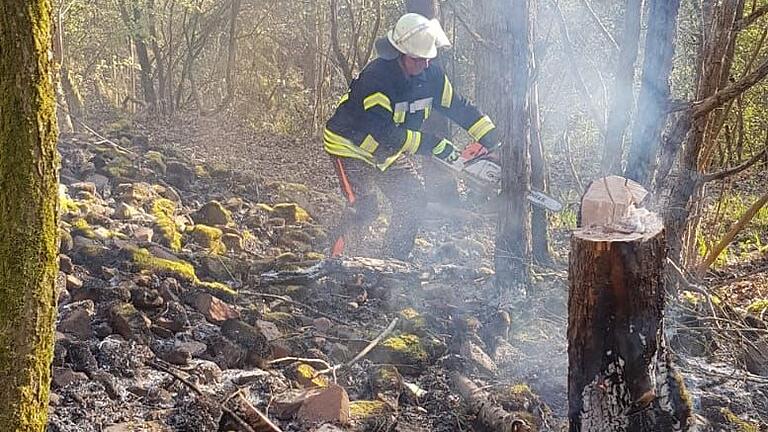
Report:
46,110,768,431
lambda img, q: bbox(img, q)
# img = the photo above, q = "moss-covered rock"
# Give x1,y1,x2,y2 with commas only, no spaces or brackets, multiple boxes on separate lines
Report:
191,201,232,226
305,252,325,261
59,193,81,217
189,225,226,254
70,218,97,239
222,233,244,252
144,151,167,174
370,365,402,409
115,182,157,208
129,247,237,298
194,164,210,178
197,281,237,298
721,408,760,432
109,302,152,343
166,160,196,189
398,308,426,335
746,299,768,316
372,333,428,368
291,363,329,388
151,198,182,252
349,400,390,420
101,155,138,180
114,202,138,220
276,252,299,263
131,247,196,283
59,227,74,252
273,203,311,224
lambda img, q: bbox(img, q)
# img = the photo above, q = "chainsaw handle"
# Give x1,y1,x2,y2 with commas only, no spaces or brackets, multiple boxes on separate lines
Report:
461,142,488,161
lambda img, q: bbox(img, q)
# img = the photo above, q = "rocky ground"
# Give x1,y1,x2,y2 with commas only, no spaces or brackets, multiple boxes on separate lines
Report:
46,115,768,431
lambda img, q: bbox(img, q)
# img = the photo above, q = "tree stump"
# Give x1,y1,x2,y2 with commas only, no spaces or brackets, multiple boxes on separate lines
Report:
568,211,691,431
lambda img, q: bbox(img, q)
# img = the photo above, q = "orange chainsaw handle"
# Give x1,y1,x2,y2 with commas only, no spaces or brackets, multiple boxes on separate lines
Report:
462,142,500,163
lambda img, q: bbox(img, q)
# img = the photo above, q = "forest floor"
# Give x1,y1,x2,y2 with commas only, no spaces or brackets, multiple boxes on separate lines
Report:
47,110,768,431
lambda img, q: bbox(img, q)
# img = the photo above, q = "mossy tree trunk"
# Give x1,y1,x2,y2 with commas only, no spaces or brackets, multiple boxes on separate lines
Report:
0,0,60,430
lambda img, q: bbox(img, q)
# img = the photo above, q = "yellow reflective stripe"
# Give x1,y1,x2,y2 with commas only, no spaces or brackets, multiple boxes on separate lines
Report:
432,138,449,155
424,106,431,119
393,110,406,124
337,92,349,107
377,130,421,171
441,76,453,108
323,128,354,146
324,141,375,165
403,130,421,155
363,92,393,112
360,135,380,153
468,115,495,140
323,128,376,165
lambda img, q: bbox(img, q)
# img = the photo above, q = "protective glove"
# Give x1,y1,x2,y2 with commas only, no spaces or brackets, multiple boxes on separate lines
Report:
479,129,502,153
433,138,460,163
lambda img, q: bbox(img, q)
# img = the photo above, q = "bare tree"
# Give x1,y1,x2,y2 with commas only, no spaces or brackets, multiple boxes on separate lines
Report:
624,0,681,186
601,0,644,175
478,0,533,295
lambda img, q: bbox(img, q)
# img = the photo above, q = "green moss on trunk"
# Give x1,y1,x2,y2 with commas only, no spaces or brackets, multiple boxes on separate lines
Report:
0,0,59,430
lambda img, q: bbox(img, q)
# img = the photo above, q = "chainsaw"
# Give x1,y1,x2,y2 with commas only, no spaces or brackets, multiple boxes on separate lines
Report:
435,142,563,212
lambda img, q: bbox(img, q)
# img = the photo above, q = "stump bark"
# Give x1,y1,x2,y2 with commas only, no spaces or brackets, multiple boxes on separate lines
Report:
568,224,691,431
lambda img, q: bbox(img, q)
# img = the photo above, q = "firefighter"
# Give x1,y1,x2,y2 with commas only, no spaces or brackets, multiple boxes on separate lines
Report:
324,12,501,260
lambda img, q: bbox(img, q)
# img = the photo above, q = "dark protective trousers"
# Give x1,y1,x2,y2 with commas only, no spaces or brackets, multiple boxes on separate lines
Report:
329,156,426,260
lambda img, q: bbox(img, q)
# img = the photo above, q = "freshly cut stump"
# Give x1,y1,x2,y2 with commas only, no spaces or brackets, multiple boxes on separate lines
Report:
568,218,691,431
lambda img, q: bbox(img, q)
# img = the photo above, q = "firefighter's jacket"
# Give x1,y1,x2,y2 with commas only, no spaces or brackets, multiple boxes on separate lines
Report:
324,57,497,171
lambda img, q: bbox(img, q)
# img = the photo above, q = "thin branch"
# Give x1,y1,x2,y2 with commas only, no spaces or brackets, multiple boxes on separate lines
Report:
250,292,352,327
562,129,585,194
735,4,768,30
551,0,606,133
703,139,767,182
692,55,768,118
315,317,398,376
148,360,258,432
697,190,768,274
578,0,619,52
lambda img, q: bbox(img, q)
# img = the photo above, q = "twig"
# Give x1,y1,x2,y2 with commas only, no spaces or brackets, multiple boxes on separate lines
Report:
266,356,334,369
56,102,136,156
315,317,399,376
148,360,258,432
235,393,285,432
251,292,352,326
266,356,337,383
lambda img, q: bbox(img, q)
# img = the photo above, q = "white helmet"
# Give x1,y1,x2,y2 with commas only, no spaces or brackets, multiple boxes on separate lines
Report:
387,13,451,59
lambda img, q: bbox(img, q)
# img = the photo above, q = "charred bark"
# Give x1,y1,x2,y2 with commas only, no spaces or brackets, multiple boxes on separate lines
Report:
568,223,691,431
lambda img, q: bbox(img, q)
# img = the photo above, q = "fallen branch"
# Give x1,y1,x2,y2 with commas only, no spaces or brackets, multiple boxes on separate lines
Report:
148,360,258,432
697,190,768,275
231,392,285,432
451,372,531,432
250,292,352,327
315,317,399,376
